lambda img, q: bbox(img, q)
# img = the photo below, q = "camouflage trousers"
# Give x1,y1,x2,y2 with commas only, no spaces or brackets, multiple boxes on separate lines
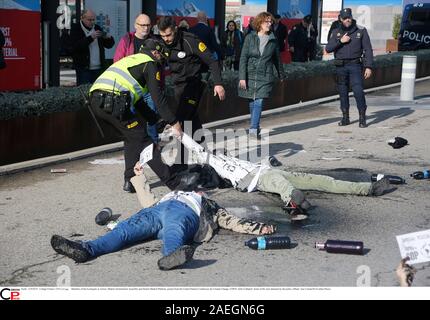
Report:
257,169,372,204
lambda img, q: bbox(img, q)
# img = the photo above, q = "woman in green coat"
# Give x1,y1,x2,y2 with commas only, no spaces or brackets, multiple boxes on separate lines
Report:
238,12,285,138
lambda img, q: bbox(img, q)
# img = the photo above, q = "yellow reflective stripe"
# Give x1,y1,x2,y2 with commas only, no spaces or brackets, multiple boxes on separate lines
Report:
109,67,145,97
90,53,153,103
127,121,139,129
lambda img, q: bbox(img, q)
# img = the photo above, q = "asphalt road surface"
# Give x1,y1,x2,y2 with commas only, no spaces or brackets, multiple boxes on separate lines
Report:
1,81,430,287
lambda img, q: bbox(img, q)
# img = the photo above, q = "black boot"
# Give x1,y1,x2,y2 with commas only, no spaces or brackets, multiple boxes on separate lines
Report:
123,179,136,193
369,177,391,196
338,111,350,126
359,110,367,128
158,245,196,271
51,235,90,263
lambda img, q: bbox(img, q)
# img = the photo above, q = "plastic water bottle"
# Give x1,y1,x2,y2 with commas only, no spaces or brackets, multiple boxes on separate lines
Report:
315,240,364,255
371,174,405,185
95,207,113,226
245,236,291,250
410,170,430,180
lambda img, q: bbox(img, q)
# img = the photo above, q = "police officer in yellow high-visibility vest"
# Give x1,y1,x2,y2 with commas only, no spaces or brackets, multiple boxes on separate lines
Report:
89,39,183,193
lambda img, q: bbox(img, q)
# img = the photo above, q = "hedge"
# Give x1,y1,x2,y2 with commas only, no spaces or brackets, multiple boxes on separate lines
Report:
1,49,430,121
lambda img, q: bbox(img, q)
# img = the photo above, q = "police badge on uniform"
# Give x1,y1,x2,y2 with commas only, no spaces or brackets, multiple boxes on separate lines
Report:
198,42,207,52
178,51,186,59
357,32,361,38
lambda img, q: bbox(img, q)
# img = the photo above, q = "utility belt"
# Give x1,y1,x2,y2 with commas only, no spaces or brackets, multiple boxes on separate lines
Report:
91,90,131,121
333,57,362,67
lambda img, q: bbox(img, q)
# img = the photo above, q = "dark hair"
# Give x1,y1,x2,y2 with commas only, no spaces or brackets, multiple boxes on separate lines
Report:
158,16,176,32
274,14,281,19
304,15,312,23
226,20,237,31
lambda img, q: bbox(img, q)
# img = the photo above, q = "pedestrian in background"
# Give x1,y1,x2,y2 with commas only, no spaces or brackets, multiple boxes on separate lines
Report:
238,12,285,139
272,14,288,53
326,8,374,128
178,19,190,32
244,17,255,36
288,15,317,62
69,9,115,85
220,20,244,71
114,13,159,143
189,11,223,63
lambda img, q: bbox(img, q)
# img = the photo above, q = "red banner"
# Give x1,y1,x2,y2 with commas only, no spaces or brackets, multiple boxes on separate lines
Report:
0,9,41,91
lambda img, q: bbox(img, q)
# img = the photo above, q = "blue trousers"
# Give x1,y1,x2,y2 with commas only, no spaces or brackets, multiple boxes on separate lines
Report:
336,64,367,112
142,92,159,143
75,68,102,86
249,98,263,131
82,200,199,257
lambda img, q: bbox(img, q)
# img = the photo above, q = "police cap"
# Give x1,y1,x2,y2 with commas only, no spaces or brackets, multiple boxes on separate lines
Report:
340,8,353,19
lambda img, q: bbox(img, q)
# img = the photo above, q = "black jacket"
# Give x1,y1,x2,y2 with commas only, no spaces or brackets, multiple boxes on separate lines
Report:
189,22,223,60
220,29,244,61
0,29,5,69
288,23,317,62
69,23,115,70
127,51,177,125
326,21,374,69
327,20,341,42
272,22,288,52
165,31,223,85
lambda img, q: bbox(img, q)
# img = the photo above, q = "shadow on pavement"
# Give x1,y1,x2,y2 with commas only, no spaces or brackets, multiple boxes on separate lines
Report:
183,259,217,270
367,107,414,126
269,117,340,137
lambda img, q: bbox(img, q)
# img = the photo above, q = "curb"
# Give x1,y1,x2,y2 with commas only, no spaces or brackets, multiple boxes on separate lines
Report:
1,76,430,176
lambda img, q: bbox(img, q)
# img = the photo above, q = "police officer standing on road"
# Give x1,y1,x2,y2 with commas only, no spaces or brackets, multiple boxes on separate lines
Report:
89,39,183,193
157,16,225,143
326,8,374,128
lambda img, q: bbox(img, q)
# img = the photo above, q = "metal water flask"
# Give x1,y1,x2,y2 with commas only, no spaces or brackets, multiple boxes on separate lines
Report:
315,240,364,255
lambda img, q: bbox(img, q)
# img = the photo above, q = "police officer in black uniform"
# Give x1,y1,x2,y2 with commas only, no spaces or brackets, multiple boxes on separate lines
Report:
326,8,374,128
89,39,184,193
157,16,225,151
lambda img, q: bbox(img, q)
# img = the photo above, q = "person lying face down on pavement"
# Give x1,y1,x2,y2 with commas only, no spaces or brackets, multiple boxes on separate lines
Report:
50,162,276,271
135,130,395,222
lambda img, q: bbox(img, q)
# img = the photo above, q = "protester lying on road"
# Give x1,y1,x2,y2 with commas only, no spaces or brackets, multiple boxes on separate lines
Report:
171,133,394,221
50,174,276,270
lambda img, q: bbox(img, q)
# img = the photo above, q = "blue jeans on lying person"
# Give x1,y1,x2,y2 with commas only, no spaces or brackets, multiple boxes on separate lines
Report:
82,200,199,257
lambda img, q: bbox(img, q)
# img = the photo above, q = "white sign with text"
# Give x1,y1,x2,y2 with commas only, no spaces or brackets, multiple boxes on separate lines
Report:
396,229,430,265
139,144,153,166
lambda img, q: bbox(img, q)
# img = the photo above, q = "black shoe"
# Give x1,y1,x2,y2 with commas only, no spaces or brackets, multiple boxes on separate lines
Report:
282,202,309,221
123,180,136,193
95,208,113,226
370,177,391,196
51,235,90,263
359,111,367,128
157,245,195,271
338,112,350,126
